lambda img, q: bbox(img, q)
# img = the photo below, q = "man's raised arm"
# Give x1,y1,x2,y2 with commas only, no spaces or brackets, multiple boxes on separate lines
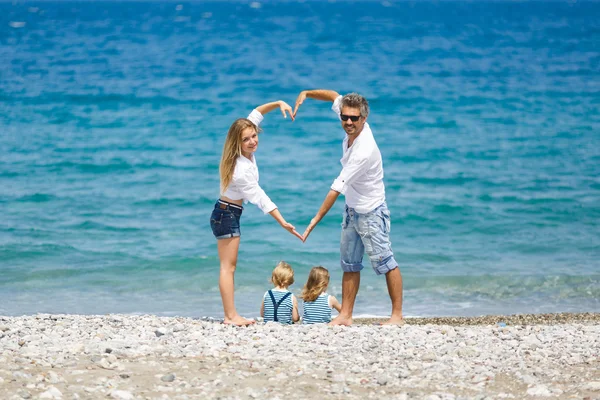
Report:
293,89,340,118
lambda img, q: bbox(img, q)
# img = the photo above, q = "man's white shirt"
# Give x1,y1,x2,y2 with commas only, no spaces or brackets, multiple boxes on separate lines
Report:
330,96,386,214
220,109,277,214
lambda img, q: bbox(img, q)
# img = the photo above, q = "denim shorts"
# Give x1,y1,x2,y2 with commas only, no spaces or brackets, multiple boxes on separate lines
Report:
210,200,243,239
340,202,398,275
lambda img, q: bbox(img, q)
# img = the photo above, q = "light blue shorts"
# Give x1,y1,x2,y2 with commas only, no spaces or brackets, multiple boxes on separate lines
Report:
340,202,398,275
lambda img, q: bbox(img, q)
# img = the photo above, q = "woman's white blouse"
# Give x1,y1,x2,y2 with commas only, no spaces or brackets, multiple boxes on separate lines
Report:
220,109,277,214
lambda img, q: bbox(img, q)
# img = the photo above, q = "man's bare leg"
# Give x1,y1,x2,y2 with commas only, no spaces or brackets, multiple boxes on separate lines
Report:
330,271,360,326
382,267,404,325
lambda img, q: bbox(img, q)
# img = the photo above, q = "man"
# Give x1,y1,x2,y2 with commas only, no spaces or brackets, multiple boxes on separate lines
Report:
293,89,403,326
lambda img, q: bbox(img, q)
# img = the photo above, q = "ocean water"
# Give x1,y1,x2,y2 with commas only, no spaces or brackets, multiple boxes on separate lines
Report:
1,0,599,318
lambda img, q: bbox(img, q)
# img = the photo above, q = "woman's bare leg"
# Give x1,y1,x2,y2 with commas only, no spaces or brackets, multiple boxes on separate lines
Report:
217,237,254,326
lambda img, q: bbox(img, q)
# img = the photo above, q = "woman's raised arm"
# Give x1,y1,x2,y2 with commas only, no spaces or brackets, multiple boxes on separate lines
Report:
255,100,294,120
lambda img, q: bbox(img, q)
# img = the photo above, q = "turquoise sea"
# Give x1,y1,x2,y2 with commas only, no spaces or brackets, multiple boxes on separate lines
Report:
1,1,599,318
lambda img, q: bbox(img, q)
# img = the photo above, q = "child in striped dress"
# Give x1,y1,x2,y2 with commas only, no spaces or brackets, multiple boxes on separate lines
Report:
260,261,299,324
300,266,341,324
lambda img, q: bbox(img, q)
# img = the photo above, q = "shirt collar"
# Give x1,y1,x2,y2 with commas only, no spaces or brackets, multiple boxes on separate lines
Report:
238,154,256,165
344,122,371,149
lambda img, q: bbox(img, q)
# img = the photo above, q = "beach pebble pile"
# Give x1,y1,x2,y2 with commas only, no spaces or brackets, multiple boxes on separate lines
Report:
0,314,599,399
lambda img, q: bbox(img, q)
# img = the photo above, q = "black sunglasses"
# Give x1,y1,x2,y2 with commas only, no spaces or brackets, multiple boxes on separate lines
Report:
340,114,361,122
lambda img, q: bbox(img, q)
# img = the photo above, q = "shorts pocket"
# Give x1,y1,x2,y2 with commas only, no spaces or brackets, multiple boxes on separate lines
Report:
210,210,223,226
341,210,350,229
380,208,391,234
210,210,225,237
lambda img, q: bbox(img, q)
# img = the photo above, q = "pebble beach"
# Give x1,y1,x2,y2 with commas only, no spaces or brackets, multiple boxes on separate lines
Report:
1,313,599,399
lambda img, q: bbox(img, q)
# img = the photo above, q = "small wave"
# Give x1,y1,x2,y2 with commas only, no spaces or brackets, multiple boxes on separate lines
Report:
410,274,600,300
478,194,578,205
16,193,56,203
388,154,428,163
0,93,201,107
432,204,467,214
0,243,79,261
353,314,390,319
407,119,459,129
397,214,431,223
133,197,208,207
46,161,133,174
73,221,141,232
483,117,517,126
411,176,477,186
41,160,199,174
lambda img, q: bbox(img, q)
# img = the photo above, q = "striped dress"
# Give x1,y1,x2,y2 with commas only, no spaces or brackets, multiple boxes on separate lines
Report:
302,293,332,324
262,289,294,324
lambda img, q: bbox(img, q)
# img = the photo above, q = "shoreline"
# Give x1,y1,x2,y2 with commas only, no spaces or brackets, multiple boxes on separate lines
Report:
1,313,599,399
3,311,599,324
355,311,600,326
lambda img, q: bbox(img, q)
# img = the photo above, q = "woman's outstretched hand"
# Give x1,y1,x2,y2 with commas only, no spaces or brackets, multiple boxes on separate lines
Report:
279,101,295,121
282,222,303,241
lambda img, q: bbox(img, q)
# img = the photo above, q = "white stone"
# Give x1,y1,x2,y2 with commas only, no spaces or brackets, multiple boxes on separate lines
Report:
155,328,167,337
39,386,63,399
16,390,31,399
110,390,134,400
46,371,63,384
526,385,552,397
582,381,600,391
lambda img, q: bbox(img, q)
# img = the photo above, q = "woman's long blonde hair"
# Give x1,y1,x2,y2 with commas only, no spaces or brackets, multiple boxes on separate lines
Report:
300,266,330,302
219,118,261,193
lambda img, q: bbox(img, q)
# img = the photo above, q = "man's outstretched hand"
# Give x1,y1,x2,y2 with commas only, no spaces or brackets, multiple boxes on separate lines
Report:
292,91,307,119
301,218,318,242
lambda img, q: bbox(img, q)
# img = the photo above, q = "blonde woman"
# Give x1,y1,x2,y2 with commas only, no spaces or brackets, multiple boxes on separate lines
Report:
211,100,302,326
300,266,341,324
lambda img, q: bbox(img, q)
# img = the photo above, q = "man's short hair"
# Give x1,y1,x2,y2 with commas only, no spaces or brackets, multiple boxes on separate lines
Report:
341,93,369,117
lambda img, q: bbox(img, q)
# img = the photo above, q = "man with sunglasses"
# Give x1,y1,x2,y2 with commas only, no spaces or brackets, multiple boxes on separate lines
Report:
293,89,403,326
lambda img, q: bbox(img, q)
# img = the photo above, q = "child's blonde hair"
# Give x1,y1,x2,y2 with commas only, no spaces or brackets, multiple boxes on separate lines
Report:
271,261,294,288
300,266,330,302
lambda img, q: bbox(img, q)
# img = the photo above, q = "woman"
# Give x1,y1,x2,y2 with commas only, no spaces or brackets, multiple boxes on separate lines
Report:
210,100,302,326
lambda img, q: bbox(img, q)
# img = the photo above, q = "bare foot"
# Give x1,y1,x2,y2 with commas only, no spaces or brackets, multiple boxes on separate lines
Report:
381,317,405,326
329,315,353,326
223,316,256,326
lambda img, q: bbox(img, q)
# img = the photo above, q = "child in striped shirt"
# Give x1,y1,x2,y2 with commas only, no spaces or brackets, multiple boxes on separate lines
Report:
300,266,341,324
260,261,299,324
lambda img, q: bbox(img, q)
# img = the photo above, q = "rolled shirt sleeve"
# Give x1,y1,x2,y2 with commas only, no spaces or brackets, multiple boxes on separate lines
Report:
247,109,264,127
331,155,369,194
238,169,277,214
331,95,343,119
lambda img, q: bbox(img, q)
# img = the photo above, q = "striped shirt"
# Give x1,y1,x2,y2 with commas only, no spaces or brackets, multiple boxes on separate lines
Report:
263,289,294,324
302,293,332,324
